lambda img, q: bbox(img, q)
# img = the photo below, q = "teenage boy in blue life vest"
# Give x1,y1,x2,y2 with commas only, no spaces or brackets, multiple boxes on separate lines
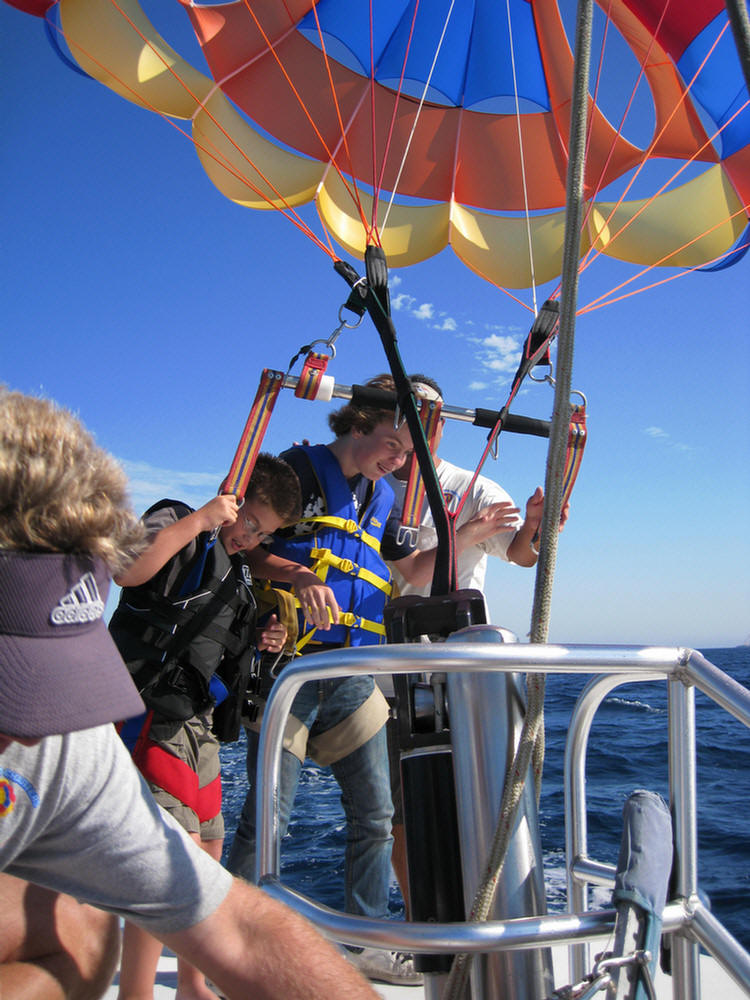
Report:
226,374,424,987
109,454,302,1000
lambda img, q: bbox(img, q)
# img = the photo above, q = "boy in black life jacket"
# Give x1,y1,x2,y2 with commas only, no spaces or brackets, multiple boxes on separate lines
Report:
109,454,302,1000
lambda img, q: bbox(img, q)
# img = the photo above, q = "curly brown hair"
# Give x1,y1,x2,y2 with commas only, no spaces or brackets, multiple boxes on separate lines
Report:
0,389,147,574
246,453,302,526
328,373,399,437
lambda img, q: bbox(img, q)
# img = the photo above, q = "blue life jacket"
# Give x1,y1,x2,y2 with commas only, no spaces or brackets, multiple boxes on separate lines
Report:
270,445,394,648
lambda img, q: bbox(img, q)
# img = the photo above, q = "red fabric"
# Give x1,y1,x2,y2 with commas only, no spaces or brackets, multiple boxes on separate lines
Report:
134,738,222,823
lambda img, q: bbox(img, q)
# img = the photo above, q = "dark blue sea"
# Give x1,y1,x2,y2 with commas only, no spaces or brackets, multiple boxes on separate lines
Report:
220,646,750,949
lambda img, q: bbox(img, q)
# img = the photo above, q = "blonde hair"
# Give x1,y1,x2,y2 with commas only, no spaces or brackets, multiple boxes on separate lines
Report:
0,389,147,574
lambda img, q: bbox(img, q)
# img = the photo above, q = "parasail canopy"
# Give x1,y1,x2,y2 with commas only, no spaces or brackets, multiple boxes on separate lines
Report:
8,0,750,296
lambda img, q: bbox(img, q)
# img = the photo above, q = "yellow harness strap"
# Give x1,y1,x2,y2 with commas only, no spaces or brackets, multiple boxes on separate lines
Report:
309,548,393,596
296,515,384,553
295,610,387,652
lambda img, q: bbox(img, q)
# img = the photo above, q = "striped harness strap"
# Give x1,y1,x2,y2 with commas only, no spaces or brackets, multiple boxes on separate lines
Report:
562,402,587,508
224,369,284,496
399,398,444,545
295,351,329,399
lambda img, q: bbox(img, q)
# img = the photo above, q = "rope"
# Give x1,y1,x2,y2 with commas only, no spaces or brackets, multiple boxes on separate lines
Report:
443,5,595,996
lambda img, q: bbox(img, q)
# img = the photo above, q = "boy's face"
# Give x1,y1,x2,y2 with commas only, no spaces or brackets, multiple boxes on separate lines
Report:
220,497,284,554
351,417,413,481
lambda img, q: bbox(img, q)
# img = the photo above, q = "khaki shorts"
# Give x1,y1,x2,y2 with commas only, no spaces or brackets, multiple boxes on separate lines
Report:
144,714,224,840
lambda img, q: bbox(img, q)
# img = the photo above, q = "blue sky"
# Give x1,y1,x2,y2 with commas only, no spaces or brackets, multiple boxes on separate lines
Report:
2,2,749,648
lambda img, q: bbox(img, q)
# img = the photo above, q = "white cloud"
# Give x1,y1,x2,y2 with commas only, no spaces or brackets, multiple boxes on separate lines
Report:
435,315,457,331
391,292,416,312
645,426,668,438
468,381,488,391
390,273,402,287
412,302,434,321
119,458,222,513
474,331,523,377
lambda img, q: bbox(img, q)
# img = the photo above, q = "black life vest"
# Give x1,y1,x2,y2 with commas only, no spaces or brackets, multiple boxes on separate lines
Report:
109,500,257,720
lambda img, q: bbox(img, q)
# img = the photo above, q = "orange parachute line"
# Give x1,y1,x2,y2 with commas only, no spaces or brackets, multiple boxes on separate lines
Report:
57,0,339,259
579,97,750,287
579,210,750,314
236,0,371,240
304,0,370,241
577,13,735,279
33,0,750,307
575,0,671,275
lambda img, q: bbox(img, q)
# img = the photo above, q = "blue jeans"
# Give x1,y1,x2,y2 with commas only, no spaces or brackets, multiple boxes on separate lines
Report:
226,676,394,919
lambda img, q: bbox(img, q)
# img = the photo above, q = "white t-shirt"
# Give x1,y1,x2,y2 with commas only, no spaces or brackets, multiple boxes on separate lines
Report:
387,459,521,596
0,724,232,933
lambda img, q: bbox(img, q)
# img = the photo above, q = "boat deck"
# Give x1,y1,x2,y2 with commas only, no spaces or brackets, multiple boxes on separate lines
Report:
107,943,748,999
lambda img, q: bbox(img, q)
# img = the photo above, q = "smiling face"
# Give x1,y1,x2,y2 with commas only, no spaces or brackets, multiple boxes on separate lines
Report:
220,497,284,554
348,417,414,481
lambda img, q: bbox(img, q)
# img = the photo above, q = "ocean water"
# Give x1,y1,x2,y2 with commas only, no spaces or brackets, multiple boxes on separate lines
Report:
220,646,750,949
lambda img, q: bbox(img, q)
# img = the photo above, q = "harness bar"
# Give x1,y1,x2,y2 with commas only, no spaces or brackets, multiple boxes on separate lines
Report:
280,375,551,439
223,368,551,501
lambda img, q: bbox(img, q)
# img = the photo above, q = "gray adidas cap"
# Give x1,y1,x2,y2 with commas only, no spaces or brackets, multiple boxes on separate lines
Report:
0,551,144,740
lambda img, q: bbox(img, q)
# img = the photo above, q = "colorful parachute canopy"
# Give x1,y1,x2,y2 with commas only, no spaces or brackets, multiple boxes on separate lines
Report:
9,0,750,290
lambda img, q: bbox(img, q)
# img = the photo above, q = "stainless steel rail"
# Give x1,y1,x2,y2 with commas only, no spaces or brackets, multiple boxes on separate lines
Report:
254,641,750,998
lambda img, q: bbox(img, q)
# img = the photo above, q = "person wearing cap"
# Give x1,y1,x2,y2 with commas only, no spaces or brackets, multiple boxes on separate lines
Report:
0,388,379,1000
380,373,569,909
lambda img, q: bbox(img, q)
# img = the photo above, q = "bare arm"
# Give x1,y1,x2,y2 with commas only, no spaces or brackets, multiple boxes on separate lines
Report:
507,487,569,567
160,880,379,1000
393,500,521,588
247,548,340,630
114,495,239,588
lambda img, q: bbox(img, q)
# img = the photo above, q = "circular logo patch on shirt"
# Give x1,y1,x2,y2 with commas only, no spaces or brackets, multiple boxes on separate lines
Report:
0,777,16,816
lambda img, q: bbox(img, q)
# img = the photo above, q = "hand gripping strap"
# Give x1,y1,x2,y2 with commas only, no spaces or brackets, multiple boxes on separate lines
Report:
295,611,386,652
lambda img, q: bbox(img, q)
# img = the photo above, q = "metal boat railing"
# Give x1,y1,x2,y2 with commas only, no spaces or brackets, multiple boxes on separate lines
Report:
254,641,750,998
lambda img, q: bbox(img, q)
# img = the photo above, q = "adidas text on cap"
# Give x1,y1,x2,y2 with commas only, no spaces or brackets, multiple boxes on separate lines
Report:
0,551,145,740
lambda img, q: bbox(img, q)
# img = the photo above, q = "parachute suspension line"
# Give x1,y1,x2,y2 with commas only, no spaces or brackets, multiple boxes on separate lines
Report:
379,0,458,236
60,2,333,258
446,3,597,997
238,0,370,233
579,14,736,281
369,0,422,238
581,209,750,313
449,300,560,526
505,0,538,317
573,0,660,280
306,0,371,236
